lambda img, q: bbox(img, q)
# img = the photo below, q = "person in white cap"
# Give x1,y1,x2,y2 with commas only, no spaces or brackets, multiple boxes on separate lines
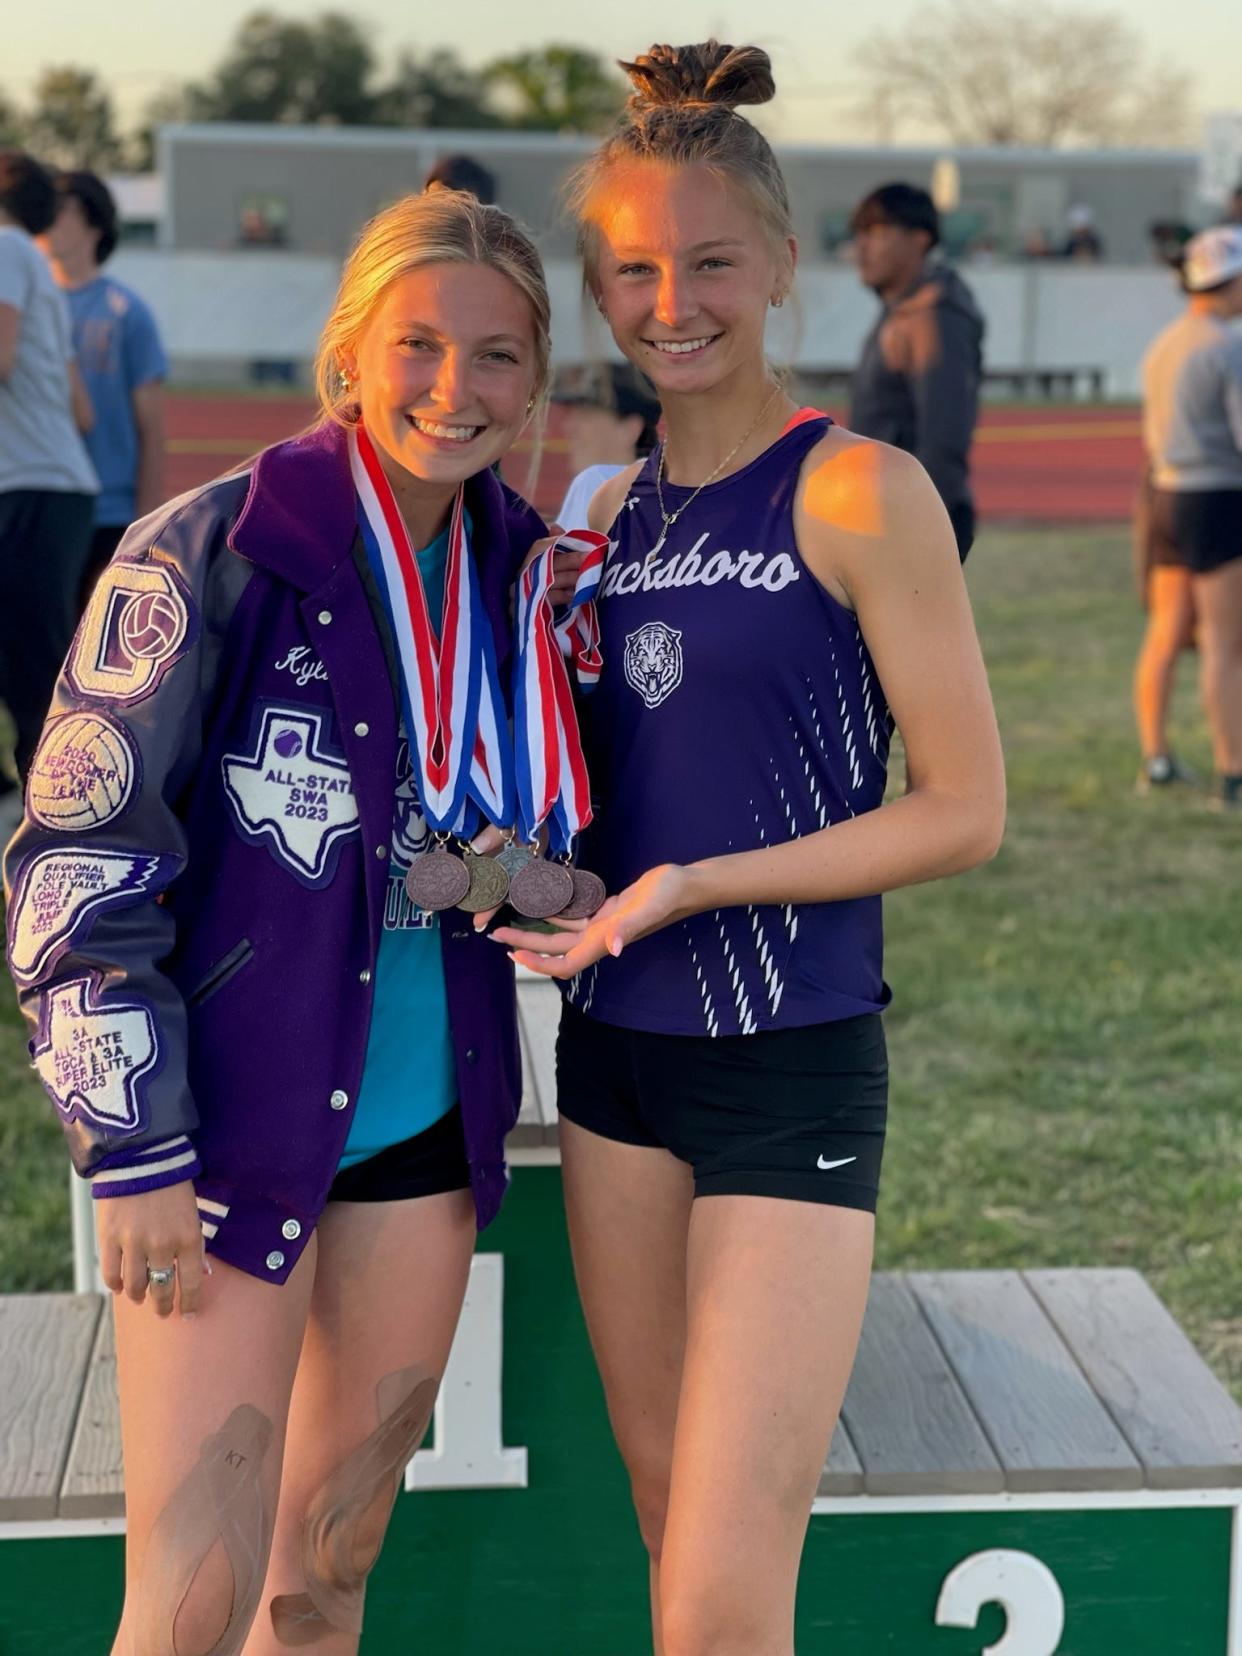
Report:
1138,226,1242,808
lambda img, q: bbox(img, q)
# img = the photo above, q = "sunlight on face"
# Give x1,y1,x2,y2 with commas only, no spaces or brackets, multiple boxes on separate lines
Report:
348,261,537,491
591,164,794,400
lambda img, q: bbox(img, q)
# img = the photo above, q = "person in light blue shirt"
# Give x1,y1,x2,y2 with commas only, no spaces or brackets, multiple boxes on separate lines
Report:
38,170,167,599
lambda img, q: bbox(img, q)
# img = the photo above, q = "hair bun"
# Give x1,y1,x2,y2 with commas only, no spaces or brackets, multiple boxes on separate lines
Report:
620,40,775,114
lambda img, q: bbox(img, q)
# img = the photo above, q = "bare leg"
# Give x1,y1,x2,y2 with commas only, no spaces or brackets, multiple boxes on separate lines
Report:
111,1241,317,1656
559,1119,694,1656
1193,559,1242,774
1134,564,1195,760
659,1198,874,1656
244,1187,476,1656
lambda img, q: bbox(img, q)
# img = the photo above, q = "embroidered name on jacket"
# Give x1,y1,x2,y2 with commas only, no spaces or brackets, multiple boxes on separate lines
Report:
8,847,179,987
33,974,161,1131
222,703,359,888
68,559,196,705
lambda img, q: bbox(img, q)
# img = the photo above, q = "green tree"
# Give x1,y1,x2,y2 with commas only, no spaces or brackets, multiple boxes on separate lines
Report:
24,67,123,169
484,45,623,134
193,10,376,126
0,89,24,148
373,50,498,129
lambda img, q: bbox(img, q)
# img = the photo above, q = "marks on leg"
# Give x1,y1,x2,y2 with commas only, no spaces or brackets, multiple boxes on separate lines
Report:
132,1403,275,1656
270,1366,439,1645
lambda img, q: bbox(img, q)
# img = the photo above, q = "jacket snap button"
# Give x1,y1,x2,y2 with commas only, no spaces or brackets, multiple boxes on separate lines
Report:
354,721,369,737
318,610,333,625
359,968,372,984
465,1048,479,1064
266,1251,286,1271
375,844,388,859
281,1219,302,1241
329,1088,349,1110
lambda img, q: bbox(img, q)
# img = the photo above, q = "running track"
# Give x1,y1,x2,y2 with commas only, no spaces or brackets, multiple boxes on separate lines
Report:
164,396,1144,525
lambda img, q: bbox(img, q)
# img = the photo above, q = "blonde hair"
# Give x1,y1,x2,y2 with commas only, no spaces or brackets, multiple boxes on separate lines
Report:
565,41,793,291
314,186,552,427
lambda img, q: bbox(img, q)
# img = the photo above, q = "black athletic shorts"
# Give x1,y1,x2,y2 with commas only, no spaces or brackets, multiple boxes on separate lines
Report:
1150,487,1242,575
556,1003,888,1213
326,1103,471,1203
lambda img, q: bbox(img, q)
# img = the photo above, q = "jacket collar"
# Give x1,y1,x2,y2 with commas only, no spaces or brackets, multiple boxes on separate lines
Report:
229,418,539,596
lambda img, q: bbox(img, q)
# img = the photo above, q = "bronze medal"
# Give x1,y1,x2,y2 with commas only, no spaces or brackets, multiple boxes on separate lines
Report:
508,857,575,920
405,846,470,912
455,850,511,914
556,866,606,921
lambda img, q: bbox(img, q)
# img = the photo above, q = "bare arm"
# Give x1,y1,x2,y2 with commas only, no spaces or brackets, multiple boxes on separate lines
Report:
131,380,166,518
496,436,1005,975
69,359,94,434
0,302,18,381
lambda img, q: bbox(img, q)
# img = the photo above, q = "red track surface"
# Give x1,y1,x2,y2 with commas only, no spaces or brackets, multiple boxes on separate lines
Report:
165,395,1144,525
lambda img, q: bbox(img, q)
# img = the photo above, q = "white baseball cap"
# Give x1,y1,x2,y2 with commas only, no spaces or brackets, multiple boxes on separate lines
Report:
1183,226,1242,292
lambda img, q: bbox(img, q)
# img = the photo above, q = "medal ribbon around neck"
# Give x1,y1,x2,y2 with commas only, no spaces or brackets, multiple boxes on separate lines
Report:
550,530,609,692
349,424,514,836
514,539,601,854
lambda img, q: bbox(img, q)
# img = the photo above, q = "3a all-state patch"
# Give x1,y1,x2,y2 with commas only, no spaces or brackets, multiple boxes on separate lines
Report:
27,713,141,832
32,973,162,1133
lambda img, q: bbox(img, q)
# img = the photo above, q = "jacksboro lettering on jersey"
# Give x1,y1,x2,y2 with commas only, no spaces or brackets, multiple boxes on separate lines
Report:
599,535,802,600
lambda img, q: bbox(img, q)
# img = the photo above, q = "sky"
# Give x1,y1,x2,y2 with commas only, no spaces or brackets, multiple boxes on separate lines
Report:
4,0,1242,147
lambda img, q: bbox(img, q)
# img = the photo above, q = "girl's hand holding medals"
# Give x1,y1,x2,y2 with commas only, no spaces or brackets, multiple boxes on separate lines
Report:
489,862,695,978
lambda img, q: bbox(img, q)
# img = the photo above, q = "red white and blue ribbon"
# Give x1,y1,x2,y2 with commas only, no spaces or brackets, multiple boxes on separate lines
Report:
349,425,514,835
550,530,609,692
514,535,605,854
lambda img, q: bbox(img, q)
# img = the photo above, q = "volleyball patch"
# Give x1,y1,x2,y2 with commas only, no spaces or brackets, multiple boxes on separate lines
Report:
28,713,140,832
68,560,196,706
7,847,180,988
33,974,161,1133
222,703,359,888
623,621,684,709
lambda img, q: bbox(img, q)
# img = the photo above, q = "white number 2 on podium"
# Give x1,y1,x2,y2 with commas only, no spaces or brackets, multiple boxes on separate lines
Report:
935,1549,1066,1655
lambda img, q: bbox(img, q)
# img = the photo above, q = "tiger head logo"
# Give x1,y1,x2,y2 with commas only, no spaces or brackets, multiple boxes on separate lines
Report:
623,621,683,709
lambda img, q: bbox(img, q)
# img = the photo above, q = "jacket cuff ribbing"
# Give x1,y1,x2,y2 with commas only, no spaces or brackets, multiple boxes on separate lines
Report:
89,1135,202,1199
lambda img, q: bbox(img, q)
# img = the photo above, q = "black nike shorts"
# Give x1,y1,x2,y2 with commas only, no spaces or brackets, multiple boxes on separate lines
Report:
556,1002,888,1213
326,1104,471,1204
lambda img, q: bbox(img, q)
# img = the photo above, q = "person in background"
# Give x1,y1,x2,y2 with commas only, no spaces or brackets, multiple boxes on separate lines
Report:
423,153,497,205
0,150,97,840
1062,204,1105,261
552,360,661,528
1139,225,1242,808
38,169,168,602
1224,185,1242,227
849,182,984,561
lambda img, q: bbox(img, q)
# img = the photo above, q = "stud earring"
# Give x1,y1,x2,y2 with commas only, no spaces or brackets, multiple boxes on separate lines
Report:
771,293,785,309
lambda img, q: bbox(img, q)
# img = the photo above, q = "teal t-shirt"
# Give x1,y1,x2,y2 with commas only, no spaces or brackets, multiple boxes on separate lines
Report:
339,523,457,1168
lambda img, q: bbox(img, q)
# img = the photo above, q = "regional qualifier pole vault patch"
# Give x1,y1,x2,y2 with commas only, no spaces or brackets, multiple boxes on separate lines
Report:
7,847,181,987
221,703,359,889
32,972,163,1133
67,558,197,706
27,712,141,833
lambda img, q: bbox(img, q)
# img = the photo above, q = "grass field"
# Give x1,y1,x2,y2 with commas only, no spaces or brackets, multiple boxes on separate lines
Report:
1,524,1239,1399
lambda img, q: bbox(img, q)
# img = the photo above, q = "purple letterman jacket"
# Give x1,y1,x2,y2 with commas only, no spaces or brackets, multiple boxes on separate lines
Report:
3,420,543,1284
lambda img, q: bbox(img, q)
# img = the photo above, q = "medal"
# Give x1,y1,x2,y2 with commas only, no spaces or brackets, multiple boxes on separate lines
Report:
455,848,510,914
556,865,606,921
508,857,575,919
405,844,471,912
497,839,535,882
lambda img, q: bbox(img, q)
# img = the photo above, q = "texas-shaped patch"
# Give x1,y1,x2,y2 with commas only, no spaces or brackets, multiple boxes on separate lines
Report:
222,703,359,888
33,974,161,1132
7,846,181,987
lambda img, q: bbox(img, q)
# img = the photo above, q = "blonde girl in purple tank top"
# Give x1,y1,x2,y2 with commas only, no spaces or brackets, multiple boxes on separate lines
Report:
492,41,1005,1654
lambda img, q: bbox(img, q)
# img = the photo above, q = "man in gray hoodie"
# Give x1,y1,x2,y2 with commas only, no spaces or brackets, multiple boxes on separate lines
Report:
849,183,985,560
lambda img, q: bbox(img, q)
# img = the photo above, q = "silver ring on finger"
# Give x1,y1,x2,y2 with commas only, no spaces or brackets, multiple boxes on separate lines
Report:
147,1264,176,1287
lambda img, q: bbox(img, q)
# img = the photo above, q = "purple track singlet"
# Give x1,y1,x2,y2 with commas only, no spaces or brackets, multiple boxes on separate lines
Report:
564,414,894,1037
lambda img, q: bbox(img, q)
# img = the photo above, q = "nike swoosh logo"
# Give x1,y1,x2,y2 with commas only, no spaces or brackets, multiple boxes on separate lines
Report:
817,1155,858,1171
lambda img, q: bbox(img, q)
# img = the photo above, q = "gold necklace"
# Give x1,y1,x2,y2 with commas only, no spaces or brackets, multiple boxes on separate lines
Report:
649,381,785,560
